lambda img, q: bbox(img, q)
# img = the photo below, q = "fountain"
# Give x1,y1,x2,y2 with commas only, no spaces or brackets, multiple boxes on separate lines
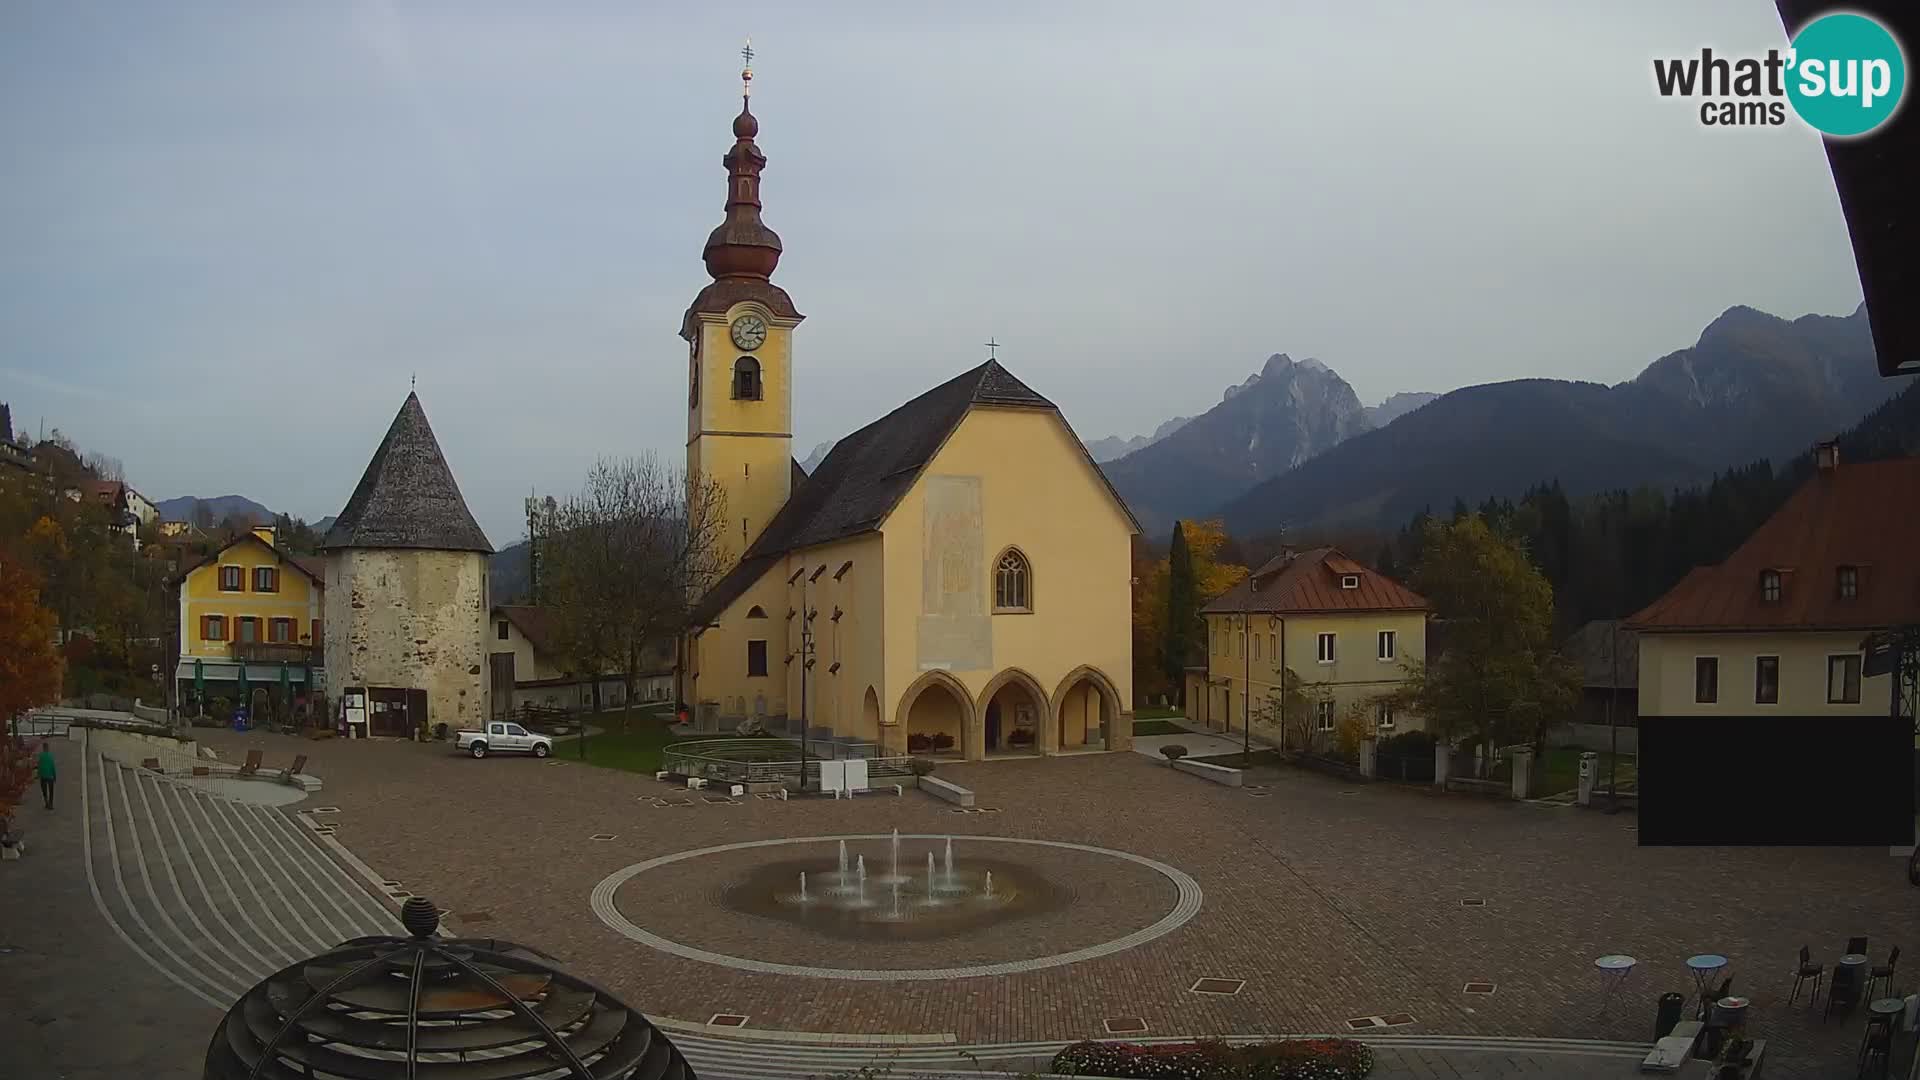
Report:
738,835,1043,939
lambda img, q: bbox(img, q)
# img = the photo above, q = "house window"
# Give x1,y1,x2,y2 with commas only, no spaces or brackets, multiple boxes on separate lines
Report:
1836,565,1858,599
746,639,768,677
746,605,768,619
253,566,278,593
268,618,294,644
236,617,259,644
1268,632,1276,659
1760,570,1781,603
1828,654,1862,704
1694,657,1718,704
1340,574,1360,589
218,565,243,591
1252,634,1261,661
1377,630,1396,660
1315,700,1336,732
202,615,227,641
1754,656,1779,705
732,357,762,400
1316,632,1336,664
993,549,1031,612
497,619,510,641
1376,701,1395,730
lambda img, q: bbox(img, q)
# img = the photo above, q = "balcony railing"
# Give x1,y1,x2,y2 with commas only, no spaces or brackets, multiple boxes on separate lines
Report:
230,641,318,665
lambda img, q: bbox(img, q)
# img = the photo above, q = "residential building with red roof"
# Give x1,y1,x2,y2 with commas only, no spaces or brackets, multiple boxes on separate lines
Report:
1626,446,1918,722
488,605,672,716
1195,547,1430,746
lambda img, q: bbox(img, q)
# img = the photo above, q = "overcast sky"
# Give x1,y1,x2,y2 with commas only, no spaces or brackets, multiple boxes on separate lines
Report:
0,1,1868,546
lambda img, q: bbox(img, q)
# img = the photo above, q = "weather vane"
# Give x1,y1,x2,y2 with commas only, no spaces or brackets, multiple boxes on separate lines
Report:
741,37,754,96
985,337,1000,360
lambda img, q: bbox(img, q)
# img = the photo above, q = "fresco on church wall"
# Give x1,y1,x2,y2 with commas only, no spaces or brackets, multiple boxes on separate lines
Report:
917,475,991,672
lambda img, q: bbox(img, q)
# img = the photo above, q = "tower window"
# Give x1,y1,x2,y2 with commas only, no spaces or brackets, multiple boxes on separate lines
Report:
1836,565,1858,599
1759,570,1781,603
732,357,762,400
993,548,1031,612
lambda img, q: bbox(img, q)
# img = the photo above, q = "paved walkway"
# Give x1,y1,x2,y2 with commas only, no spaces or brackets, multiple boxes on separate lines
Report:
1131,730,1251,759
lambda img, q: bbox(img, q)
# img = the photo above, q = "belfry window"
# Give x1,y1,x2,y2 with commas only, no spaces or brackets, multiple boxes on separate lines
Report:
993,549,1032,612
732,357,762,400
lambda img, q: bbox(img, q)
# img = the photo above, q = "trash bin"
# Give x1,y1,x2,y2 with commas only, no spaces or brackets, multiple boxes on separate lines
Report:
1655,992,1687,1040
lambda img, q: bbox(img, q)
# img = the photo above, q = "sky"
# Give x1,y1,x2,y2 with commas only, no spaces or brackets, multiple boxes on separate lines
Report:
0,1,1870,546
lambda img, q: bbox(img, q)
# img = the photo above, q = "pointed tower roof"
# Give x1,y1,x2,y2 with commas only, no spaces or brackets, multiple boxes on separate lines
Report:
320,392,493,554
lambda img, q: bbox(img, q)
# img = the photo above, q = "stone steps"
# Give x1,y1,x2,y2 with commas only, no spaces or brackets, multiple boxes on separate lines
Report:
77,733,398,1012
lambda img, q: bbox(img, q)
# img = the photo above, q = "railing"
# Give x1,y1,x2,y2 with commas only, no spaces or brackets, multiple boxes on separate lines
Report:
230,642,317,664
662,738,914,786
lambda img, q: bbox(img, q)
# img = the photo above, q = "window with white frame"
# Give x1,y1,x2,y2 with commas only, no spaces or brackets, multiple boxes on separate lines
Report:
1315,699,1336,731
1828,654,1862,704
1377,630,1396,660
1376,701,1395,729
1316,632,1336,663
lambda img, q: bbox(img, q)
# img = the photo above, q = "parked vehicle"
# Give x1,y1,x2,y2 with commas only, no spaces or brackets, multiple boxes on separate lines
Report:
454,721,553,759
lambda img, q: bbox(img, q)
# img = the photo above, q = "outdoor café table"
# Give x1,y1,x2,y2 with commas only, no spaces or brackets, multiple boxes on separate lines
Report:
1687,954,1729,1011
1594,954,1636,1013
1870,997,1905,1027
1829,954,1869,1017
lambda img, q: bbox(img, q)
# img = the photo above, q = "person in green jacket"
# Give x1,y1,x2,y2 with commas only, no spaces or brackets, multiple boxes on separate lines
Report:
37,741,56,810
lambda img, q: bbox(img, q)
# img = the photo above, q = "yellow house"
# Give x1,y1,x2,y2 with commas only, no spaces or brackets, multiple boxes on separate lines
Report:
678,86,1138,760
1627,448,1916,729
174,526,326,708
1190,548,1429,748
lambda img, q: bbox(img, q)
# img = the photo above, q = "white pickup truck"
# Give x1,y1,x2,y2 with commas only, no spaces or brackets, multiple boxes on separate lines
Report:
455,720,553,759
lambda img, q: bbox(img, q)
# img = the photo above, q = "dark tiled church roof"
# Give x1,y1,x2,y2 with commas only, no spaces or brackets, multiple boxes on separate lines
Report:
321,392,493,554
690,360,1139,626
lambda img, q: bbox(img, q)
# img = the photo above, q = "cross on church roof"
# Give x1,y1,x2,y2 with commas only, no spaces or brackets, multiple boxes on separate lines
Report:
741,37,754,95
984,338,1000,360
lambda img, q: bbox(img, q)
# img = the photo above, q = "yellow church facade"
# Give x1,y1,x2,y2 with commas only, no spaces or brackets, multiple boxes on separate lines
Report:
678,76,1136,760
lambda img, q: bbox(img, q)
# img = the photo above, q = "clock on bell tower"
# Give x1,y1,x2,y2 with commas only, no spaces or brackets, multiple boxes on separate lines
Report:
682,49,804,563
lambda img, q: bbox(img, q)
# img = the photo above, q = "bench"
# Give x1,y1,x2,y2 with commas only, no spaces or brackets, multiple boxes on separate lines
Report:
919,776,975,807
1172,759,1244,787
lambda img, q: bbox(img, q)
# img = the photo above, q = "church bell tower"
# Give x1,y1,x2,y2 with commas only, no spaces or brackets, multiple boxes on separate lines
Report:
683,41,804,563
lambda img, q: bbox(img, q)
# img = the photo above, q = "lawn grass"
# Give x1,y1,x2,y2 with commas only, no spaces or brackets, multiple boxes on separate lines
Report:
1134,706,1185,720
561,706,712,774
1191,749,1288,770
1495,748,1636,795
1133,719,1188,736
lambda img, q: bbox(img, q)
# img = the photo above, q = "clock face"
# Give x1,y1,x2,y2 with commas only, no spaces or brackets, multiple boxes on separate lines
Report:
730,314,768,351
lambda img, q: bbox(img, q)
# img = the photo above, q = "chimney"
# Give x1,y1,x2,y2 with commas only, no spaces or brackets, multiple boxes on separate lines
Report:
1815,441,1840,473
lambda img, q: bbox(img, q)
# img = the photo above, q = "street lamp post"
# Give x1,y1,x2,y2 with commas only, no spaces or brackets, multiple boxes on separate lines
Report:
788,566,815,793
1242,614,1251,763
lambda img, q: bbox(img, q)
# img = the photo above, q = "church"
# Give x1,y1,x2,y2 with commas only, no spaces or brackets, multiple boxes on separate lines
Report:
678,65,1137,761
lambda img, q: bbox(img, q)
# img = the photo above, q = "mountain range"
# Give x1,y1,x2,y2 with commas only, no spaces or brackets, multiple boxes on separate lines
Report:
1211,303,1903,539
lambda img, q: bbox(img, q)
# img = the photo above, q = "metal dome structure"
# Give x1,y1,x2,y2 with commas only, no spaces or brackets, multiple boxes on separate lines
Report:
204,897,696,1079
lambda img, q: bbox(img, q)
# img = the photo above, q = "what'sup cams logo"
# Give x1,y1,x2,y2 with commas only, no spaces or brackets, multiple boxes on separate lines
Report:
1654,11,1907,137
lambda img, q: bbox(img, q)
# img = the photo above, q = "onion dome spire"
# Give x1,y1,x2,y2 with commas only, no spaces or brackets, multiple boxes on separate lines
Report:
703,39,783,281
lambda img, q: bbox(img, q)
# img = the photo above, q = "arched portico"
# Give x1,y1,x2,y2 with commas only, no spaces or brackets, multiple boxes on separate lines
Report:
860,686,881,744
897,670,976,760
976,668,1050,756
1052,665,1124,752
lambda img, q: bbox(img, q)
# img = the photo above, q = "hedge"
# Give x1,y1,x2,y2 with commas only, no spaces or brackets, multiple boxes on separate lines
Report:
1052,1037,1374,1079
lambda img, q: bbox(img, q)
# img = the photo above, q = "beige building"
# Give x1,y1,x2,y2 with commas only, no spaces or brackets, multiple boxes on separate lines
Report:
488,605,671,716
321,392,493,737
1628,449,1916,725
678,86,1138,760
1190,548,1429,748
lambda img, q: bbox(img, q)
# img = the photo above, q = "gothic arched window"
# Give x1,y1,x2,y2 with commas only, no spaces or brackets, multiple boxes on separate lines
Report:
746,605,767,619
993,548,1032,613
732,357,762,400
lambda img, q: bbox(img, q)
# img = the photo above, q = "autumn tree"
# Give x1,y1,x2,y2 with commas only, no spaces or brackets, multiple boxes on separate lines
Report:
1,553,65,725
542,456,729,715
1132,519,1247,709
1400,514,1580,760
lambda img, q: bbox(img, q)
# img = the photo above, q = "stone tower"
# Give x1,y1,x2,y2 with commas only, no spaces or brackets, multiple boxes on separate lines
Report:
682,53,805,563
320,392,493,734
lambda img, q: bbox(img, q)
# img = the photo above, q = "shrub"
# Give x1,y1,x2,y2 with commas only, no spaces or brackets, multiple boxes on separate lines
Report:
1053,1037,1374,1079
1007,728,1035,746
1159,744,1188,762
907,733,932,753
908,757,936,777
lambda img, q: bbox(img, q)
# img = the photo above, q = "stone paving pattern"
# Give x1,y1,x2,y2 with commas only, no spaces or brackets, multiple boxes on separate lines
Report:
188,728,1916,1077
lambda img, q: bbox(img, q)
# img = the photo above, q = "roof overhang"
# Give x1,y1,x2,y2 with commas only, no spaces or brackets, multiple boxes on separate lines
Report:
1774,0,1918,377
